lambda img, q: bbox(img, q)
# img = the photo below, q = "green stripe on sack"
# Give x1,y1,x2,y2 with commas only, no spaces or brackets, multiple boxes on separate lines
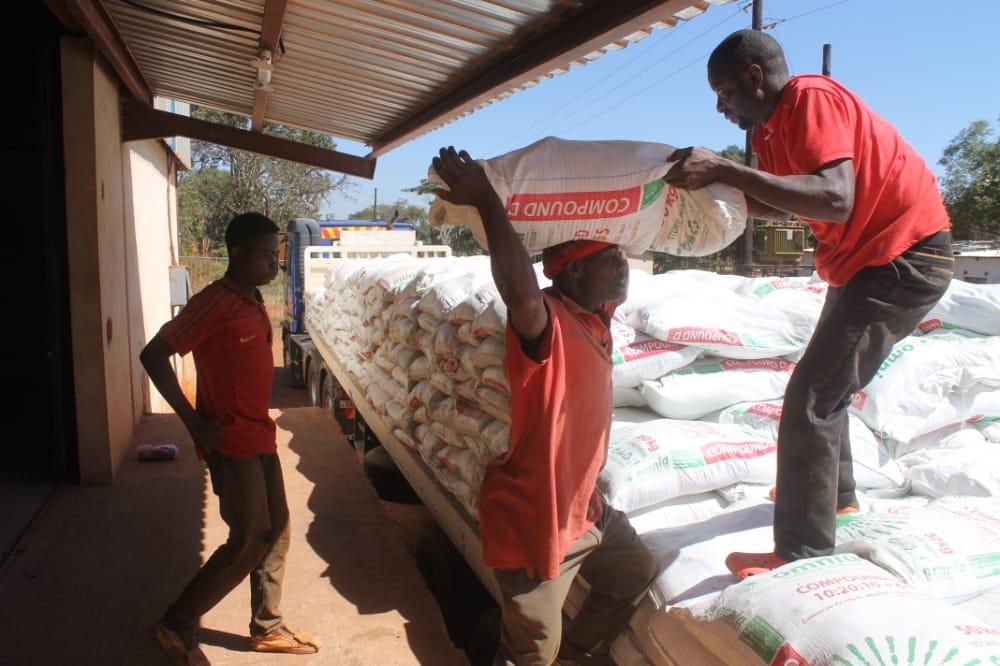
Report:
969,553,1000,579
739,616,786,663
754,284,775,297
641,179,665,208
671,450,705,469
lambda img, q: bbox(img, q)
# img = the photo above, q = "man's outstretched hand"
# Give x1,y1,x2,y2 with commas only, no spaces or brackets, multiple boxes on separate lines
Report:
432,147,499,209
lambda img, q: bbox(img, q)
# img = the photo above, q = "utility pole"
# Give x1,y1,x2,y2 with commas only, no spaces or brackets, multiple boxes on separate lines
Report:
373,187,378,220
741,0,763,272
823,43,832,76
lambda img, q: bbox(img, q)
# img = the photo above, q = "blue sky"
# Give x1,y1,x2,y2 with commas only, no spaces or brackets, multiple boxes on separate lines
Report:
323,0,1000,218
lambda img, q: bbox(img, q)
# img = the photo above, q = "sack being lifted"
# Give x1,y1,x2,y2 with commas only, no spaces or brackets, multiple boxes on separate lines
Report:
428,137,747,257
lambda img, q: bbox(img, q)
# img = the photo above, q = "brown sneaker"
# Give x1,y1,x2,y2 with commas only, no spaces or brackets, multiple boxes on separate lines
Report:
250,623,320,655
150,621,210,665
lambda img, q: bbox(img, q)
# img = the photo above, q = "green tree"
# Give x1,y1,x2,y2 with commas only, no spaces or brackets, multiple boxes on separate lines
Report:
939,117,1000,240
716,144,747,164
348,198,428,224
177,167,232,255
177,106,354,255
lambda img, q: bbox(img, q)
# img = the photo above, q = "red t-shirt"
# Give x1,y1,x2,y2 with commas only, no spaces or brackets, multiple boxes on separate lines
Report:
752,75,949,286
478,288,613,580
159,276,277,458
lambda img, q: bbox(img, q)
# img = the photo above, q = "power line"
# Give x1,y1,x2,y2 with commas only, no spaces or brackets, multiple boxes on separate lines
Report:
517,0,857,142
481,25,686,156
492,3,745,154
761,0,854,29
550,50,712,138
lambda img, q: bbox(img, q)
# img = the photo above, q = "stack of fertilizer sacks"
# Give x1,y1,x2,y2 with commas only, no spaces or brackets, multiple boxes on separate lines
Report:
598,271,1000,666
308,133,1000,660
308,258,1000,663
601,269,1000,519
306,254,550,519
307,258,1000,522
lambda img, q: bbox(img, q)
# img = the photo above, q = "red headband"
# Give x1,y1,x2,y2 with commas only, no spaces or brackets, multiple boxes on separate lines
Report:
541,240,613,279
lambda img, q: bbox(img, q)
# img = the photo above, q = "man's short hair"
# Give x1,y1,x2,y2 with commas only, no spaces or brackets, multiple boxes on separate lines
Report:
709,29,788,77
225,212,279,251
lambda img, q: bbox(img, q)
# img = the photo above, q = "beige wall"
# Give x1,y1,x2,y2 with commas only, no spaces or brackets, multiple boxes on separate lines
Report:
122,140,181,414
61,38,182,484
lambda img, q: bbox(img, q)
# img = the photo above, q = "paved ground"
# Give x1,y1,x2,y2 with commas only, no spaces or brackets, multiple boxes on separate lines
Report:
0,364,465,665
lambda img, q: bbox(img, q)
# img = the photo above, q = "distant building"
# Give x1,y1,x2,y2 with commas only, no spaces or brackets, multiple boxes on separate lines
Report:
952,240,1000,284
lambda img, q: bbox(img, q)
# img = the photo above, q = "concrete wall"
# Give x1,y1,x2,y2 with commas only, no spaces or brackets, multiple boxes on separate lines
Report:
61,38,182,484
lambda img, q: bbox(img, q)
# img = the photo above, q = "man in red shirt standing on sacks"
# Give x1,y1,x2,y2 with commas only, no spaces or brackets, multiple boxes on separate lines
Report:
432,147,657,665
665,30,953,578
141,213,319,664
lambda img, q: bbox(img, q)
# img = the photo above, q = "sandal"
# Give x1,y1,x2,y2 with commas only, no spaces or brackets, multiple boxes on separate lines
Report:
250,624,321,655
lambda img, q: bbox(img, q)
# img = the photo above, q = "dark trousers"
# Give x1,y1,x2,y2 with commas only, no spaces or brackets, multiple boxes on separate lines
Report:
493,506,658,666
168,452,290,642
774,230,953,560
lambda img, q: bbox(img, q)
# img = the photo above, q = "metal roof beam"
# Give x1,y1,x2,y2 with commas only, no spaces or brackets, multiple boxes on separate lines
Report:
45,0,153,105
368,0,693,157
252,0,288,132
121,100,376,179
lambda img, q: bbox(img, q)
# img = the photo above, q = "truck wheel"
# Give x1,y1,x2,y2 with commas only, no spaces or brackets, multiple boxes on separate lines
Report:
282,330,292,369
307,363,321,407
362,446,421,504
321,374,336,414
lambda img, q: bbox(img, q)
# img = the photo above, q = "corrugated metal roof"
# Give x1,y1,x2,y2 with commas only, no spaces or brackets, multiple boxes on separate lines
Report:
106,0,733,155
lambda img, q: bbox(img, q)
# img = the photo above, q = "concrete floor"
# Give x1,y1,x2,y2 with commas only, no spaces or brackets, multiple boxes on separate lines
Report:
0,366,465,665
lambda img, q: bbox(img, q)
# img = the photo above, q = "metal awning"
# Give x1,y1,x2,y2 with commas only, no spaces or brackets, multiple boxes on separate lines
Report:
50,0,733,175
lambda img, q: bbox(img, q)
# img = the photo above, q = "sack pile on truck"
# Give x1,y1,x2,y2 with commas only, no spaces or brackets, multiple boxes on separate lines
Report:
836,496,1000,603
307,254,525,520
918,278,1000,336
649,554,1000,665
641,358,796,420
848,329,1000,447
598,419,777,514
610,320,701,389
701,400,908,496
427,137,747,257
307,251,1000,528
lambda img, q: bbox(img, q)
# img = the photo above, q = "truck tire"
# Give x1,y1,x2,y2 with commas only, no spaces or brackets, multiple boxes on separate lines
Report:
362,446,421,504
321,374,336,414
307,362,321,407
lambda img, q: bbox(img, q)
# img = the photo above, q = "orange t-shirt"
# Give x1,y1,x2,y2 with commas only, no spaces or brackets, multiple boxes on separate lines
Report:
478,288,613,580
752,75,950,286
159,276,277,458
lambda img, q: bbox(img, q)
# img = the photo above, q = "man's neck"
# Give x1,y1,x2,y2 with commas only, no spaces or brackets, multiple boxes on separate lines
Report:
552,283,603,314
225,270,258,300
760,75,790,125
